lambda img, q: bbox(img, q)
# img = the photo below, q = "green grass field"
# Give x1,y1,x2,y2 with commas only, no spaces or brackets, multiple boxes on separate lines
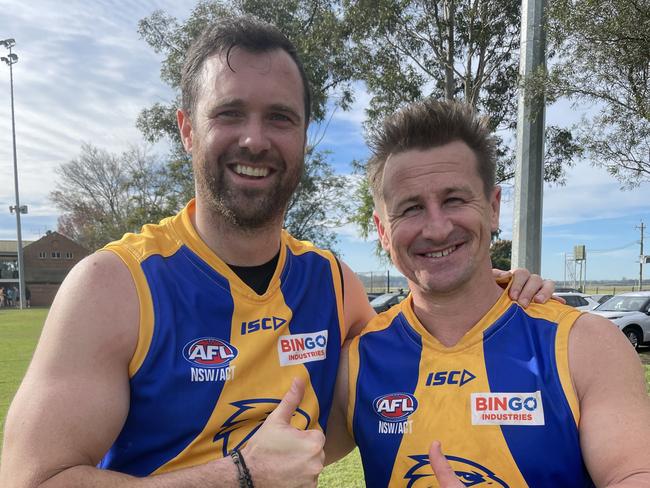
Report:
1,308,649,485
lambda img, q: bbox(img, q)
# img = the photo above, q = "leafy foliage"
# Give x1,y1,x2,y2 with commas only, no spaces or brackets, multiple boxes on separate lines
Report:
538,0,650,186
51,144,172,251
343,0,581,244
490,239,512,271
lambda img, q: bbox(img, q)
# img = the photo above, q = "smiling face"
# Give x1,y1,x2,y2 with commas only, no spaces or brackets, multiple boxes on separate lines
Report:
177,48,306,229
374,141,501,295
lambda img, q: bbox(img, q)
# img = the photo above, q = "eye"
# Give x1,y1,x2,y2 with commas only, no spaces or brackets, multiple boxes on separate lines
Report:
402,204,422,216
269,112,294,124
445,197,464,206
216,110,243,119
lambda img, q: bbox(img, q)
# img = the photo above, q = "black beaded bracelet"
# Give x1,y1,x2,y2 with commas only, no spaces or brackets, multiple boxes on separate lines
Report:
230,449,254,488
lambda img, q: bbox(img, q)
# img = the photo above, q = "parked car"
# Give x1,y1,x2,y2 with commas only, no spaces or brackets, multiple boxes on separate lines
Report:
370,290,409,313
554,292,600,311
592,292,650,350
591,294,613,305
366,292,383,301
555,287,582,293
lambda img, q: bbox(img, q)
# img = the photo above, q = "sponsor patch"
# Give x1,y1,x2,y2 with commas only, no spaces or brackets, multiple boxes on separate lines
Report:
240,316,287,335
425,369,476,387
183,337,237,382
471,391,545,425
374,392,418,435
278,330,328,366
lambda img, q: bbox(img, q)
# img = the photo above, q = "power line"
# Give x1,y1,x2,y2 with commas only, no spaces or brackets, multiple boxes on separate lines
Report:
588,242,638,254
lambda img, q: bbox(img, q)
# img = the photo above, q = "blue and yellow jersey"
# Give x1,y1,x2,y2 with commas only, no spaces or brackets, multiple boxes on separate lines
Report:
348,286,595,487
98,200,345,476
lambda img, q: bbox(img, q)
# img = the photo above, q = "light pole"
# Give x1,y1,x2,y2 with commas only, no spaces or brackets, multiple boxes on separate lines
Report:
1,38,26,310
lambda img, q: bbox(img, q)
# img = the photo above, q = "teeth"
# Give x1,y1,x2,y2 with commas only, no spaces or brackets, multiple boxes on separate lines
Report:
424,245,457,258
234,164,270,178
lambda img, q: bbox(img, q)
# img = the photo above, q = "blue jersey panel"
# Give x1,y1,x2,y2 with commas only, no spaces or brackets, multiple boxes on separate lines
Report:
280,249,341,432
100,246,234,476
354,313,422,487
483,305,594,487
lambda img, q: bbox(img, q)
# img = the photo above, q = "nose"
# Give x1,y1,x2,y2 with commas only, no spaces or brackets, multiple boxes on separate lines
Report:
420,206,454,243
239,118,271,155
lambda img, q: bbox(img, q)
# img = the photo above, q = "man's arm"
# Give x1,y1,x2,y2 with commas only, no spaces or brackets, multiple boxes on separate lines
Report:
340,261,376,339
324,341,356,465
570,313,650,486
0,252,323,487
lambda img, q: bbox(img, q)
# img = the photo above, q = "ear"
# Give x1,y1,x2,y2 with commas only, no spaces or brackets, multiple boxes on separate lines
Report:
373,210,391,253
490,185,502,233
177,109,193,153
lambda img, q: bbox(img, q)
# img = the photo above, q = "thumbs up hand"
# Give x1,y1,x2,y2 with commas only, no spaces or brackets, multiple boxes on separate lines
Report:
429,441,463,487
240,378,325,487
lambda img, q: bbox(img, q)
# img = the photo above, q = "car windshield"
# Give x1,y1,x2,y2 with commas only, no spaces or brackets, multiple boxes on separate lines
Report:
596,296,649,312
370,293,397,306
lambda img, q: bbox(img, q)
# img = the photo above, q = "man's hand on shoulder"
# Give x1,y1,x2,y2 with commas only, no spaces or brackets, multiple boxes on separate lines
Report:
493,268,555,308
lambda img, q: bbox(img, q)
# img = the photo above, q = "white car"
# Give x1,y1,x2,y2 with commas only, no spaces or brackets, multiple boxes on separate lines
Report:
554,292,600,311
592,292,650,350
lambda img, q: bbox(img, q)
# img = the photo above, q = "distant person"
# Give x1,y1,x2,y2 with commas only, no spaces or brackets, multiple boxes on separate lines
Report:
5,286,13,308
0,18,551,487
0,287,5,308
25,286,31,308
325,99,650,486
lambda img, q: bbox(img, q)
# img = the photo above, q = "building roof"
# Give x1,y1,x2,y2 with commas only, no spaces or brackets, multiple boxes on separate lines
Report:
0,240,33,253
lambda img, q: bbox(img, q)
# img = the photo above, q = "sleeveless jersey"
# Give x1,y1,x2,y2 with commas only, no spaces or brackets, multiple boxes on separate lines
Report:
98,200,345,476
348,286,595,487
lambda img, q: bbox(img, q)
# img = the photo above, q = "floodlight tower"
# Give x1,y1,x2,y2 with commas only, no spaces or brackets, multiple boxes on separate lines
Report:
1,38,27,309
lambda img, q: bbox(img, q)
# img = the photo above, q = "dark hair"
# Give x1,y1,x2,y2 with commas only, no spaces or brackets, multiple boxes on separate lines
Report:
181,15,311,125
367,99,497,203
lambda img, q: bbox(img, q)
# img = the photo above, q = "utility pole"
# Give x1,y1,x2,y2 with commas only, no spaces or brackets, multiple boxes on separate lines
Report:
512,0,547,273
637,221,645,291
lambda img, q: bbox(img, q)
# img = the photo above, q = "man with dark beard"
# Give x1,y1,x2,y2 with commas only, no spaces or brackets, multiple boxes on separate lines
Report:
0,17,553,488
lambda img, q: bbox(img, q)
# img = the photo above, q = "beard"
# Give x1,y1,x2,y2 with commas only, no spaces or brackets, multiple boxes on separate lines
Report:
195,147,303,230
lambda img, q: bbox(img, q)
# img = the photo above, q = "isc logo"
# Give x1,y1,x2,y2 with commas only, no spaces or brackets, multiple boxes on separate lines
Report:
241,316,287,335
183,337,238,369
425,369,476,387
373,393,418,422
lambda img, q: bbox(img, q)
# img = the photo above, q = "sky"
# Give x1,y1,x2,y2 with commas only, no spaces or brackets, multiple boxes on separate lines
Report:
0,0,648,284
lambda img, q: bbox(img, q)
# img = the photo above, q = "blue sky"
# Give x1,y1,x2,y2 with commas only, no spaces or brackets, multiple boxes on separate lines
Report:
0,0,648,282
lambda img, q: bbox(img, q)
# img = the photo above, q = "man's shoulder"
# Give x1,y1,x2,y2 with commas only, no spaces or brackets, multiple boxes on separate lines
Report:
103,213,183,262
518,298,583,327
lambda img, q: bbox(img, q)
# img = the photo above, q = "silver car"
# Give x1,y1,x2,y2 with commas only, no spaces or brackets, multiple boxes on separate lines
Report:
592,292,650,350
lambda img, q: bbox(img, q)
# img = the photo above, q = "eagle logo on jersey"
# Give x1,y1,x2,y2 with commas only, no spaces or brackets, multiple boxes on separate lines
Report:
404,454,509,487
213,398,312,457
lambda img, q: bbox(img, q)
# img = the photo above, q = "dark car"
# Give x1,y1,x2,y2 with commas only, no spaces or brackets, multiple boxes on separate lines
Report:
370,290,409,313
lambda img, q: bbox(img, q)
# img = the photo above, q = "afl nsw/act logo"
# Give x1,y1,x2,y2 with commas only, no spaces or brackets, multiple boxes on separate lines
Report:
183,337,238,368
373,392,418,422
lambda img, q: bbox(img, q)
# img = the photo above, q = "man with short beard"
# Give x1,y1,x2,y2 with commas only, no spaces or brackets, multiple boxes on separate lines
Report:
0,17,553,488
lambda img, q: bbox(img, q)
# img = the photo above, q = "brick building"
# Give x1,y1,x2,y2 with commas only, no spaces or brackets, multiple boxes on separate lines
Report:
0,231,89,307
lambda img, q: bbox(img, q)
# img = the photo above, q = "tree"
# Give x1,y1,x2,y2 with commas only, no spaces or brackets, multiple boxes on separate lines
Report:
538,0,650,187
490,239,512,270
343,0,582,243
136,1,356,249
51,143,172,251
